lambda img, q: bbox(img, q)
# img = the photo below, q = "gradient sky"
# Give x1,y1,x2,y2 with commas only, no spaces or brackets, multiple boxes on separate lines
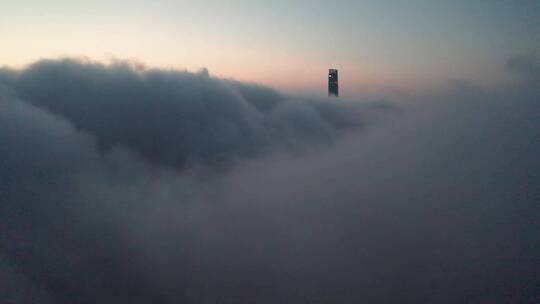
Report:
1,0,538,96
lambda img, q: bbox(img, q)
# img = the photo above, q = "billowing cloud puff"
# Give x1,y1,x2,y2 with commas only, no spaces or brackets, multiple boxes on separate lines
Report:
1,59,391,169
0,58,539,303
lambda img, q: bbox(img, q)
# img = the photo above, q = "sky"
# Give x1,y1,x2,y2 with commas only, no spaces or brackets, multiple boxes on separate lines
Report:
1,0,539,96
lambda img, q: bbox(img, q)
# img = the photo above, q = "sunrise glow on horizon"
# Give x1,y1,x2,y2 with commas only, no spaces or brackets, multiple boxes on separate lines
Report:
1,0,538,96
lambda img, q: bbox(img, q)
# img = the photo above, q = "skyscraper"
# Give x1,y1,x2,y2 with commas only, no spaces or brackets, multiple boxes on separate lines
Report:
328,69,339,97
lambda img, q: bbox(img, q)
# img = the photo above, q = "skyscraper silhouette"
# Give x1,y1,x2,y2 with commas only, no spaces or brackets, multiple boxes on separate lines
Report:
328,69,338,97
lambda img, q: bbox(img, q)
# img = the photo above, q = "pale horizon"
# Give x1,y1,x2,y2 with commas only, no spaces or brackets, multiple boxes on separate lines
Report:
2,1,538,97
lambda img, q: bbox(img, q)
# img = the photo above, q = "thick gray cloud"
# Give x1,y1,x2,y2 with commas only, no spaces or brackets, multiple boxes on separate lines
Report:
0,58,539,303
1,59,387,169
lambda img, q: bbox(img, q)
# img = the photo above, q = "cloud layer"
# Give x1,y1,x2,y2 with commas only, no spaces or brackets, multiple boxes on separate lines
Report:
1,58,539,303
1,59,391,169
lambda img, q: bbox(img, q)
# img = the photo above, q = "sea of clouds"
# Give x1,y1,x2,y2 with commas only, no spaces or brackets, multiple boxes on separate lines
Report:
1,57,538,303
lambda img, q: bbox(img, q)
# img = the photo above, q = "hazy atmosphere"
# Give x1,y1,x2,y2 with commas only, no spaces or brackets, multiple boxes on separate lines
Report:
2,0,539,95
1,1,539,303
